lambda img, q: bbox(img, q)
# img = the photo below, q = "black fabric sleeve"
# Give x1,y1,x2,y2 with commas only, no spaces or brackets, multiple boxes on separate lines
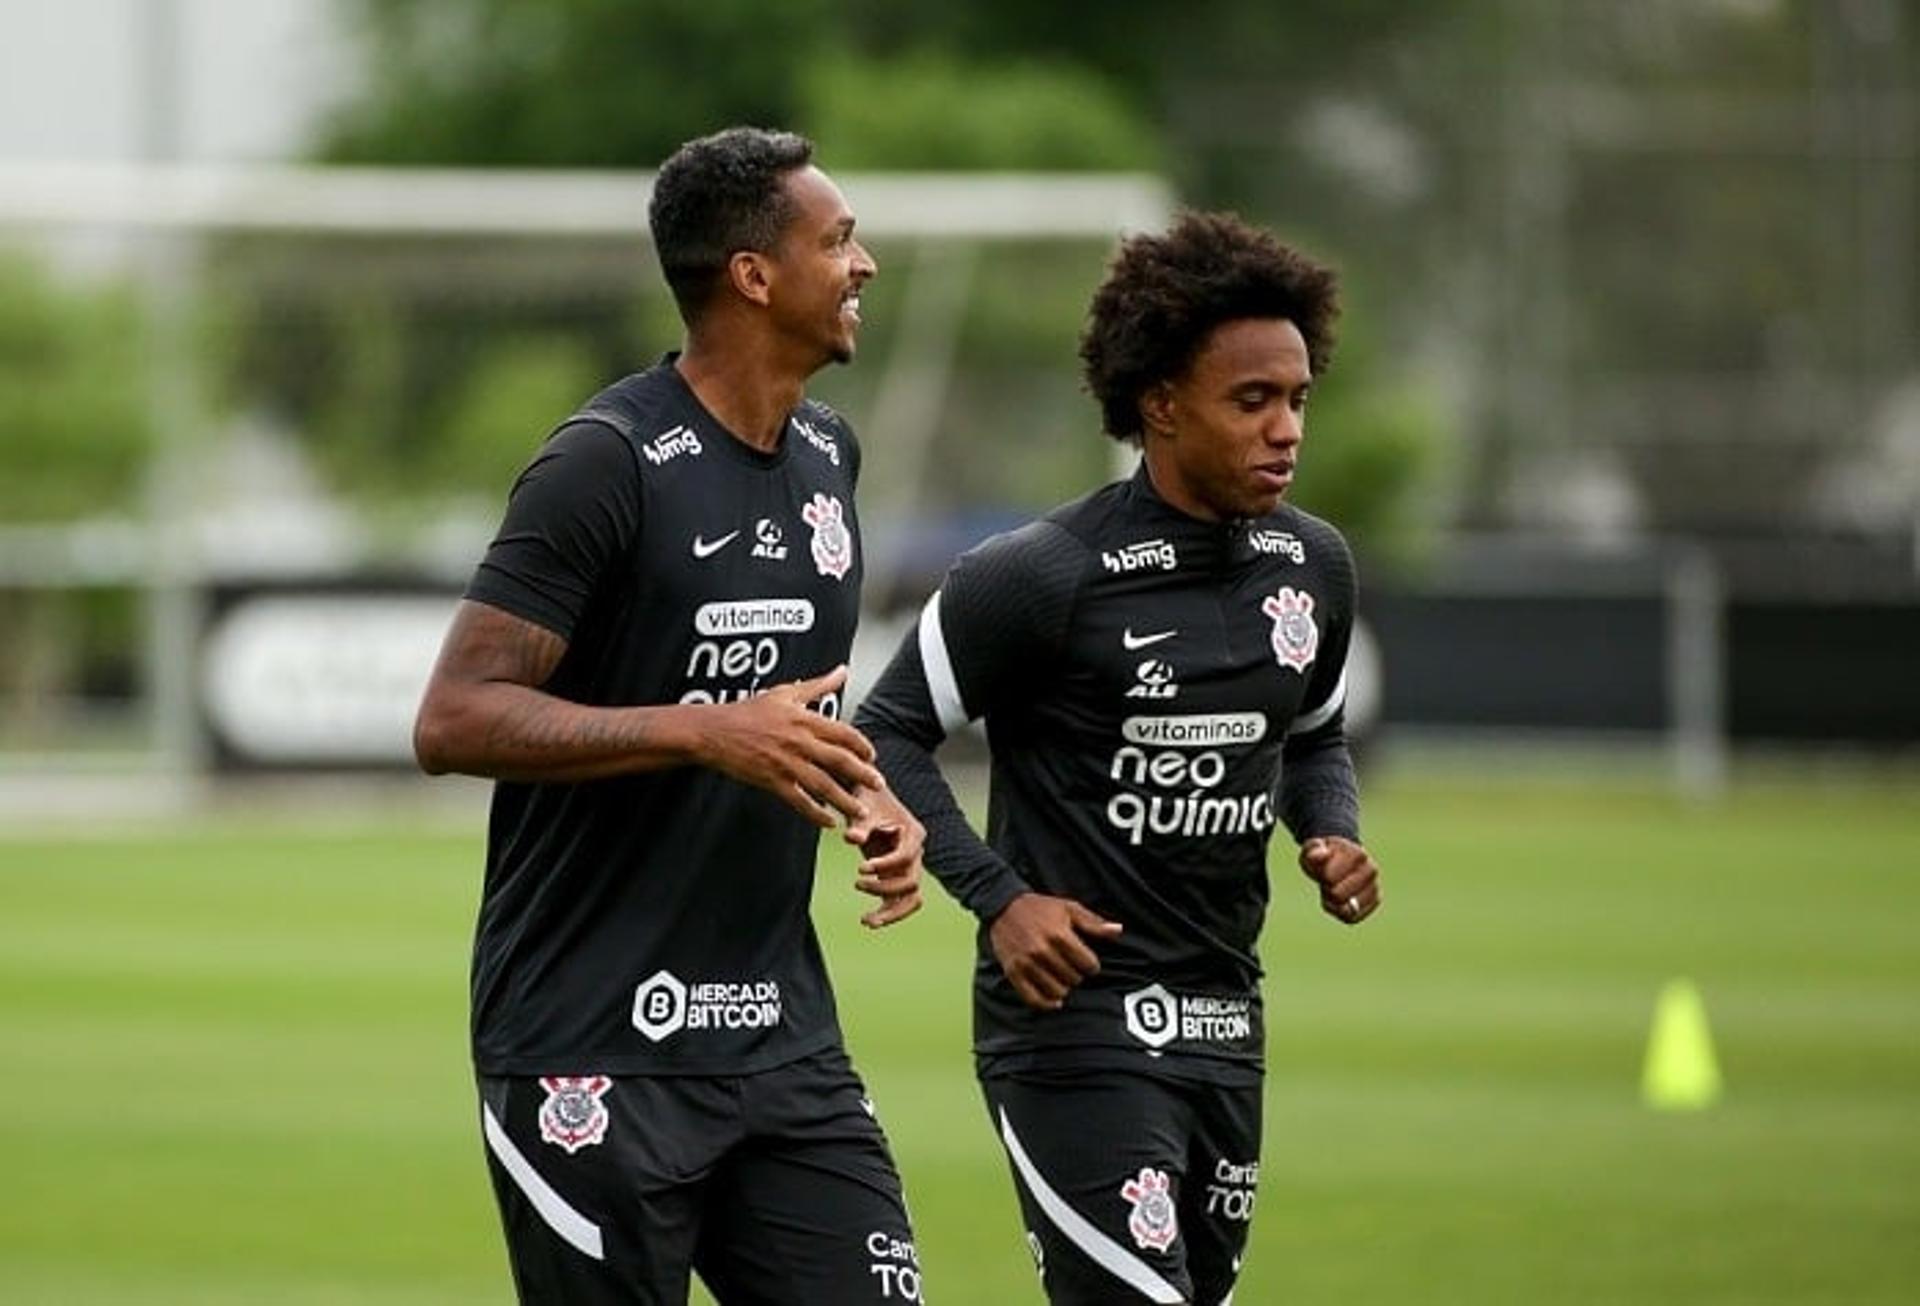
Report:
856,522,1083,922
1279,520,1362,842
861,639,1033,922
463,421,643,640
1279,721,1361,842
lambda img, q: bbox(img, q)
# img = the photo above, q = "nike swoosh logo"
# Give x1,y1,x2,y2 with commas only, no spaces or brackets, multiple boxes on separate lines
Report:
1122,628,1177,650
691,530,740,559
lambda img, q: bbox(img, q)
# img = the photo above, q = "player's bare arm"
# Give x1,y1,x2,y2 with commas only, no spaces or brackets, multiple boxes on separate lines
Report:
1299,835,1382,925
845,783,926,929
987,893,1124,1011
414,598,882,826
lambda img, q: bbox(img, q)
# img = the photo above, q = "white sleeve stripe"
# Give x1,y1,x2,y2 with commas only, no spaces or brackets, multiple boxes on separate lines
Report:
917,591,969,736
1289,667,1348,737
998,1108,1185,1304
482,1104,605,1261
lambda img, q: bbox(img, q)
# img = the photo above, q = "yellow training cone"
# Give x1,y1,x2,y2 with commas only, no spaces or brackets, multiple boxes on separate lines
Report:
1642,978,1723,1110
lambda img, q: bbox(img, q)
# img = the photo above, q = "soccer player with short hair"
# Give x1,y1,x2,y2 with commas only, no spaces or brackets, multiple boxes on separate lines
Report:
856,212,1384,1304
414,127,928,1305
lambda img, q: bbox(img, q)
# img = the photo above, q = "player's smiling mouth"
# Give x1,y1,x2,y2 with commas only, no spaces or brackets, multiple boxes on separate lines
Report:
1254,459,1294,489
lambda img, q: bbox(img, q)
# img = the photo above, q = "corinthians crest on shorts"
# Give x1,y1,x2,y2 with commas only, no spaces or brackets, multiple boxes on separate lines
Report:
1260,585,1318,672
802,492,853,580
538,1075,612,1153
1120,1166,1179,1252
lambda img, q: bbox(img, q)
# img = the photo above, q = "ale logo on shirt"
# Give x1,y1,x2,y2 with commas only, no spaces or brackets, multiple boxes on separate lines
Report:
1260,585,1318,672
802,493,853,580
1124,658,1179,701
537,1075,612,1153
752,517,789,561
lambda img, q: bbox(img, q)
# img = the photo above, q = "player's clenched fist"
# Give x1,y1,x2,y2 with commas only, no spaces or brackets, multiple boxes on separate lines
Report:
698,665,884,828
1299,835,1382,925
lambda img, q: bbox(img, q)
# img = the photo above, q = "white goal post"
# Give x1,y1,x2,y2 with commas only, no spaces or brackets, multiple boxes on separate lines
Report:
0,162,1173,238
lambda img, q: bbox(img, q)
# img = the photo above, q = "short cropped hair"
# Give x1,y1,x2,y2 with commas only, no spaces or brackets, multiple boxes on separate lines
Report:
649,127,815,323
1080,212,1340,440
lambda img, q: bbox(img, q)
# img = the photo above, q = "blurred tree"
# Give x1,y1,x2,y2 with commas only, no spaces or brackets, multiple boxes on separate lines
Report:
323,0,838,167
1289,293,1445,574
425,334,604,496
305,0,1448,567
0,256,151,522
803,49,1156,172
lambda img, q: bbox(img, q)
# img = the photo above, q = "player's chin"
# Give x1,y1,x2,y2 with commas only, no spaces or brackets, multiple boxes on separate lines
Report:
1240,486,1288,517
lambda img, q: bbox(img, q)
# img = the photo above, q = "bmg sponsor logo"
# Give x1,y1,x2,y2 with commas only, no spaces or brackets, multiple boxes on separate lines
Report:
631,969,782,1042
641,424,702,466
794,416,841,465
1247,529,1305,563
1101,538,1178,574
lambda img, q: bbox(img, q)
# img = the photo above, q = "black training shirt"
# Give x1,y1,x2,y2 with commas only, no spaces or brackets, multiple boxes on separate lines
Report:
464,357,864,1077
856,466,1360,1086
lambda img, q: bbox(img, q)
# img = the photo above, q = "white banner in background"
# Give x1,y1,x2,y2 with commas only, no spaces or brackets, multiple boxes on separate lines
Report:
201,594,456,764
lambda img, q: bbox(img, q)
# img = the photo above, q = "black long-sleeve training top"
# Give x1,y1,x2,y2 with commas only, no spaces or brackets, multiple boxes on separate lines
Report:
856,465,1361,1086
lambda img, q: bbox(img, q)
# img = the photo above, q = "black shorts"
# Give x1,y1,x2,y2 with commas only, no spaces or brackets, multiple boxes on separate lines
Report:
982,1070,1261,1305
478,1048,923,1304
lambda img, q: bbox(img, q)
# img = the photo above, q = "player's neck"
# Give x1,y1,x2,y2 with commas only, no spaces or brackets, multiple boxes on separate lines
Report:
1141,449,1224,523
675,336,807,453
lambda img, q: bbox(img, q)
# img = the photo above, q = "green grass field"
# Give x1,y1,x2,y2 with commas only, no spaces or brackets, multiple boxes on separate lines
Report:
2,771,1917,1304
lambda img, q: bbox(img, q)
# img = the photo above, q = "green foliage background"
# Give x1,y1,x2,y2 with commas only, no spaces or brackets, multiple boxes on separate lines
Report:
0,255,151,522
296,0,1445,564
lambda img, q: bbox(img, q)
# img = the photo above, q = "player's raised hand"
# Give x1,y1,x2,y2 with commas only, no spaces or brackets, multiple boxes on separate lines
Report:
988,893,1124,1011
698,665,883,828
845,782,925,929
1299,836,1381,925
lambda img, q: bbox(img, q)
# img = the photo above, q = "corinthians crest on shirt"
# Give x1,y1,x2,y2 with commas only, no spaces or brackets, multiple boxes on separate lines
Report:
1260,585,1318,672
538,1075,612,1153
802,492,853,580
1121,1167,1180,1252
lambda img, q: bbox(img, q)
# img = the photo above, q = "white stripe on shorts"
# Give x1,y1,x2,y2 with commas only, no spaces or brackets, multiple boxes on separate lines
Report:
482,1103,605,1261
998,1107,1184,1303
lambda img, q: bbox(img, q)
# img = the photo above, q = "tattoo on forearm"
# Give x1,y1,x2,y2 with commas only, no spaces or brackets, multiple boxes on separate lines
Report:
483,694,643,760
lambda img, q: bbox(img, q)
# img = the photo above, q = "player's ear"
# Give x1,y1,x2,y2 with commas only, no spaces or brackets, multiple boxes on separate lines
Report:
1139,382,1177,440
727,250,775,308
